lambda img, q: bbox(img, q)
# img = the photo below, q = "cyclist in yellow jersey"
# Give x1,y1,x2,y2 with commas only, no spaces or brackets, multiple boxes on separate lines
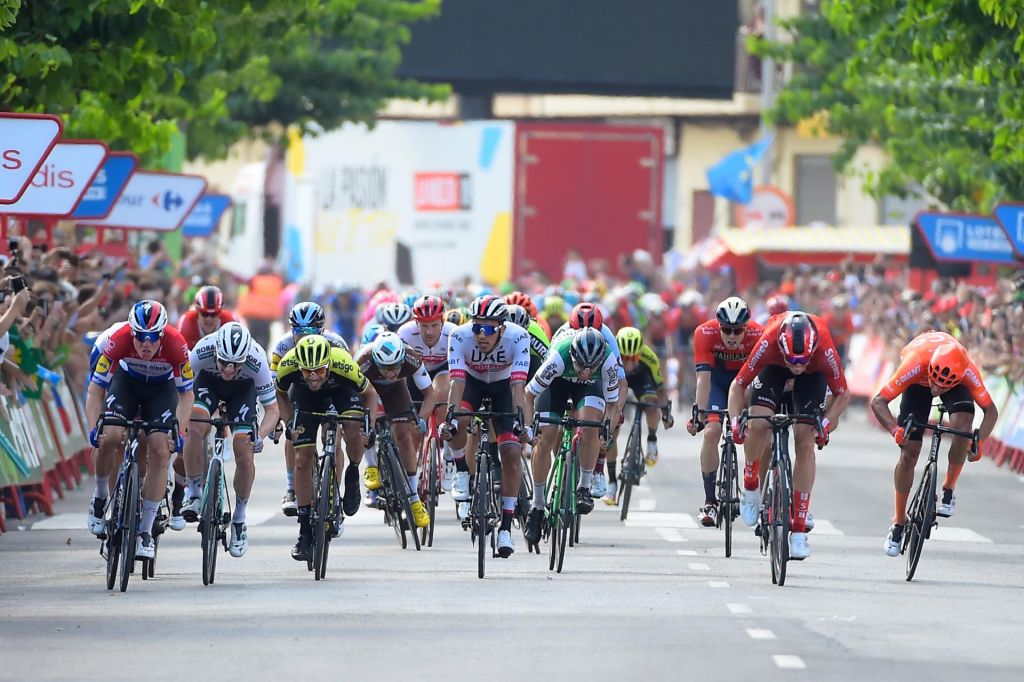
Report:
276,335,374,562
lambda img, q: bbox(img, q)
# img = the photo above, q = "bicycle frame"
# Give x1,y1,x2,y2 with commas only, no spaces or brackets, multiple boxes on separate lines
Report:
693,405,738,557
373,412,421,552
617,400,659,521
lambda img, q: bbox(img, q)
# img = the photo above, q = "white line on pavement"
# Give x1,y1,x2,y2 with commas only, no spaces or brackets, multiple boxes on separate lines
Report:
656,527,687,542
636,499,657,511
727,603,752,614
676,549,698,556
772,655,806,669
688,562,711,571
930,527,993,543
707,580,730,588
806,519,844,536
747,628,776,640
625,511,698,528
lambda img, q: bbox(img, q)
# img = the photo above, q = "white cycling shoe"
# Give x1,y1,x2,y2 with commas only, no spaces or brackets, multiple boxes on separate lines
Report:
740,488,760,527
789,532,810,560
497,530,514,558
452,471,471,502
229,523,248,558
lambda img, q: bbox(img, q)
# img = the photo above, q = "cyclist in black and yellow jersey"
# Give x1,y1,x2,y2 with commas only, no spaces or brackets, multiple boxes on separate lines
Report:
603,326,674,503
276,335,374,562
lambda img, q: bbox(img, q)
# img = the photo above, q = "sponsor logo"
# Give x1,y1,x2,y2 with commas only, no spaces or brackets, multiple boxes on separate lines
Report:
540,362,560,383
894,364,922,387
2,149,22,170
320,164,387,210
30,163,74,189
470,348,507,364
712,350,748,362
95,356,112,375
181,361,194,380
748,339,770,367
823,347,841,379
414,172,472,211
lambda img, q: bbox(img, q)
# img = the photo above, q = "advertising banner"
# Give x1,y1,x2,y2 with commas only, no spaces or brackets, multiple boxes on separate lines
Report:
0,141,108,216
914,211,1018,264
71,152,138,220
182,193,232,238
84,171,207,231
0,113,63,204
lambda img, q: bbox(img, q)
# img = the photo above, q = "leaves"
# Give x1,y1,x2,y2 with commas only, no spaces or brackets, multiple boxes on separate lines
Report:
753,0,1024,211
0,0,447,162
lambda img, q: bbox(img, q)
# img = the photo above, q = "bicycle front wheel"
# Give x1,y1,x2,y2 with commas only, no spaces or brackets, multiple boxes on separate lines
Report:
904,462,935,582
619,421,641,522
119,462,140,593
720,441,737,558
768,466,791,586
556,472,571,574
476,456,490,579
314,458,335,581
105,499,120,591
420,436,440,548
201,458,222,586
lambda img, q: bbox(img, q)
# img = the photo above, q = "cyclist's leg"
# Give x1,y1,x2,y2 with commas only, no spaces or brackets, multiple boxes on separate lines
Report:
893,385,930,525
183,372,219,512
222,380,258,525
699,370,732,508
939,385,976,501
449,377,482,499
531,382,569,507
489,379,522,535
790,372,827,533
288,383,326,538
574,386,605,484
379,382,420,494
138,381,177,538
745,367,786,488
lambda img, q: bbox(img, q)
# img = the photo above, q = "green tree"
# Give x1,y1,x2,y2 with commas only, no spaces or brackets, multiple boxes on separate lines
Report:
0,1,446,162
753,0,1024,212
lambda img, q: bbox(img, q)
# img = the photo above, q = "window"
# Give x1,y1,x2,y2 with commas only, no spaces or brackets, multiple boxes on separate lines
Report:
795,155,837,225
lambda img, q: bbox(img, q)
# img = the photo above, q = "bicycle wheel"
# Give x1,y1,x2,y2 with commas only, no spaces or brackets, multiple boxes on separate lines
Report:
547,454,563,571
105,498,120,591
769,465,791,586
556,470,571,574
719,441,737,558
119,461,140,593
568,447,579,547
476,453,490,579
201,458,222,586
386,441,416,550
314,458,335,581
618,422,640,521
517,455,534,552
395,460,422,552
420,436,440,547
904,462,935,582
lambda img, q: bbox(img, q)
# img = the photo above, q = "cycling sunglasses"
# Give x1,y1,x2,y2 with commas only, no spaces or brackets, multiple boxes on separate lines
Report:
133,331,163,343
783,354,811,366
198,311,220,319
216,358,241,371
293,325,321,337
721,326,745,336
472,323,501,337
300,365,329,377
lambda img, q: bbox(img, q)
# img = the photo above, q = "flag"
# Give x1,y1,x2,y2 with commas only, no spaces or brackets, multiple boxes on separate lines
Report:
706,135,774,205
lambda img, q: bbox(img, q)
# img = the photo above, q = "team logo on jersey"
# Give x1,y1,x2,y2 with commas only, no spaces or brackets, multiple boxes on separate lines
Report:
540,362,560,383
95,356,111,376
182,361,194,380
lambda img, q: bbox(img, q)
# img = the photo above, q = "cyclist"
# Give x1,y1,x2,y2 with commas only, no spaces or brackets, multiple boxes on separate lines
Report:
178,285,241,349
539,295,567,337
85,301,194,559
376,302,413,333
275,335,374,562
608,326,674,492
523,328,621,545
686,297,764,526
727,311,850,560
445,308,467,327
441,295,530,558
869,332,999,556
180,323,279,557
550,302,627,497
507,304,550,383
355,332,435,528
270,302,350,517
400,295,457,490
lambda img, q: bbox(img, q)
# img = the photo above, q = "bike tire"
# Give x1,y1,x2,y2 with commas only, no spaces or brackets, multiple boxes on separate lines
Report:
556,475,571,574
477,456,489,579
619,421,641,522
721,441,737,558
119,462,140,593
381,442,409,550
201,458,222,586
314,459,335,581
387,440,419,551
769,465,791,586
421,436,440,548
105,499,120,591
904,462,935,582
397,466,422,552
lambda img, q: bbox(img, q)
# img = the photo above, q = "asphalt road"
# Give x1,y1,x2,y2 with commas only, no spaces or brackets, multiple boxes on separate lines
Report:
2,405,1023,681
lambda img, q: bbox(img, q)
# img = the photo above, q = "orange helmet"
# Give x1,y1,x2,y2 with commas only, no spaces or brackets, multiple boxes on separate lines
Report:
504,291,537,318
928,343,969,388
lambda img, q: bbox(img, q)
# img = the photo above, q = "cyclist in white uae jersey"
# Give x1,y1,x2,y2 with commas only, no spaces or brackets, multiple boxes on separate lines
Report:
440,295,530,558
180,323,280,557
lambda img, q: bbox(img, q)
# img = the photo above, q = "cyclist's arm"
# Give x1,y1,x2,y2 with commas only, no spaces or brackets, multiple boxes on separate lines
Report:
86,381,106,430
276,388,293,427
978,400,999,443
822,388,850,432
694,371,711,413
447,377,466,419
176,390,194,436
259,399,280,440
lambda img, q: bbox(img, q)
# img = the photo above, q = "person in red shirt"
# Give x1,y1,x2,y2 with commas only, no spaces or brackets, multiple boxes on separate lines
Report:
178,285,241,349
869,332,999,556
821,295,855,366
686,297,764,526
727,311,851,560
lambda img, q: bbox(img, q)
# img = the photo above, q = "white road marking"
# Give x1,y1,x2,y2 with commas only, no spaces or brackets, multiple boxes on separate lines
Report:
747,628,776,640
930,526,993,543
655,527,687,542
772,655,806,669
807,519,844,536
707,580,730,588
636,498,657,511
676,549,698,556
624,511,698,528
727,603,752,614
688,562,711,571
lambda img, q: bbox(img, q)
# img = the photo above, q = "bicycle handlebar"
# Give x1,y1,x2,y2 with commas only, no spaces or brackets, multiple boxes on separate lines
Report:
533,414,609,440
189,416,257,441
98,415,178,435
903,416,979,451
740,409,826,450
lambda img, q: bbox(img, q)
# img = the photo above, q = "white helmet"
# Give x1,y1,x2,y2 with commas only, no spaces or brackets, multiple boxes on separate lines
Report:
376,302,412,330
716,296,750,326
506,304,531,329
215,322,252,364
371,331,406,367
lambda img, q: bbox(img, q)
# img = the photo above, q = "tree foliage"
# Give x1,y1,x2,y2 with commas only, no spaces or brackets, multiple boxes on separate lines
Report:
0,0,447,162
753,0,1024,211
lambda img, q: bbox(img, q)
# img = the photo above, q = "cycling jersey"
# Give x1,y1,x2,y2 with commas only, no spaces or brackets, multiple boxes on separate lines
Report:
92,324,194,392
525,319,551,361
190,333,276,405
276,346,368,394
354,344,432,391
447,322,530,384
693,319,764,372
550,321,625,380
878,331,991,407
733,313,847,396
397,319,456,374
628,344,665,387
178,309,242,349
269,329,349,377
526,336,620,403
89,321,128,374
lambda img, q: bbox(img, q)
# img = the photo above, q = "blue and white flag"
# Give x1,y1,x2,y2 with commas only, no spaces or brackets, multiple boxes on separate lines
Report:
706,135,774,205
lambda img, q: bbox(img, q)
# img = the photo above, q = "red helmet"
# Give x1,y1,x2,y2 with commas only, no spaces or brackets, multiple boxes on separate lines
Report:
928,343,969,388
569,302,604,330
194,286,223,314
504,291,537,318
777,312,818,364
765,295,790,316
412,294,445,322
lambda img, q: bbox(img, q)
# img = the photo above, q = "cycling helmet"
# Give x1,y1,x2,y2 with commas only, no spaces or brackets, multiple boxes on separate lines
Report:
778,312,818,363
128,300,168,335
377,302,412,330
544,295,565,316
295,334,331,370
569,302,604,330
469,295,508,322
412,295,445,323
504,291,538,318
570,328,606,369
506,304,531,330
766,295,790,316
371,332,406,368
289,301,325,331
360,322,384,346
928,343,969,388
446,308,467,326
563,291,581,308
401,289,421,308
215,322,252,363
716,296,750,326
194,285,223,314
617,326,644,357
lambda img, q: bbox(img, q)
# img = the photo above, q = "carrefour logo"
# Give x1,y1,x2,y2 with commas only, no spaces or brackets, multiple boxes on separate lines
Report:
153,190,185,212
